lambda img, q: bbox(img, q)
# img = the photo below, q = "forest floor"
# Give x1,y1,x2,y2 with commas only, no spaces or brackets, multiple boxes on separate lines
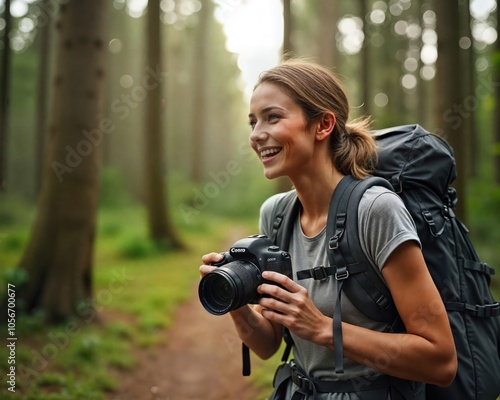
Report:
106,229,263,400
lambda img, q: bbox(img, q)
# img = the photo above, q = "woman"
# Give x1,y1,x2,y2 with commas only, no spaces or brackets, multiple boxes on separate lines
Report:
200,60,457,399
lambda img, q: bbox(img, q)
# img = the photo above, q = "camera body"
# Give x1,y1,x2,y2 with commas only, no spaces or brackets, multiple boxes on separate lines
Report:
198,235,292,315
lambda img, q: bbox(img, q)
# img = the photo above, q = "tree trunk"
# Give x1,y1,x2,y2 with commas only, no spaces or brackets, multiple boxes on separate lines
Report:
275,0,293,193
434,0,467,221
190,0,210,183
316,0,338,70
35,0,53,195
18,0,107,321
283,0,293,59
416,0,429,128
0,0,12,191
359,0,370,117
461,0,477,178
494,4,500,184
144,0,183,248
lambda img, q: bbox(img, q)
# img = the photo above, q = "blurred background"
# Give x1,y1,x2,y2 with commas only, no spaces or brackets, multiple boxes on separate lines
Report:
0,0,499,399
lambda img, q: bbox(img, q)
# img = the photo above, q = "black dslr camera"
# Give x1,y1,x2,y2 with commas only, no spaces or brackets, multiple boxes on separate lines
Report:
198,235,292,315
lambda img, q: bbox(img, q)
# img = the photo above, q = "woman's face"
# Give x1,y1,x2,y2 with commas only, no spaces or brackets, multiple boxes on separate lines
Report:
248,82,317,180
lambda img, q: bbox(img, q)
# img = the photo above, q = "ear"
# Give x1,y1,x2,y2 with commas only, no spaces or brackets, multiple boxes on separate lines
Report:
315,112,336,141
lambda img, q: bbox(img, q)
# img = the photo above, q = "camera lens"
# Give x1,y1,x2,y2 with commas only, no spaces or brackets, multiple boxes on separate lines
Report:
198,260,261,315
211,277,234,306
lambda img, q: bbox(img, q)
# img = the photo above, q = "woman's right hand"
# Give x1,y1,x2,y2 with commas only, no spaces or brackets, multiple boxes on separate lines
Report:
199,252,224,278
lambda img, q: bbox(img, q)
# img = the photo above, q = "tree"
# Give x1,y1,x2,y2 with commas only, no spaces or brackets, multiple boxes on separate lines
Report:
190,0,210,183
494,3,500,185
35,0,53,195
358,0,370,116
416,0,431,129
144,0,183,248
0,0,12,191
18,0,108,321
434,0,467,221
461,0,477,178
283,0,293,58
316,0,338,70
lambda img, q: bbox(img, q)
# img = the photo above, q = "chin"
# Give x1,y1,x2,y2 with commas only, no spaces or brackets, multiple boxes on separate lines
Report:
263,168,285,180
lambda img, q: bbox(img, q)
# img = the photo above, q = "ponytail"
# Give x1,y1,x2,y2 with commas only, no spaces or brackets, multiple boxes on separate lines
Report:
331,117,378,179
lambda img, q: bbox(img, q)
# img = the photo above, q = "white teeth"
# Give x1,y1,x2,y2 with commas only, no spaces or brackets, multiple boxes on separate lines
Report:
261,148,281,158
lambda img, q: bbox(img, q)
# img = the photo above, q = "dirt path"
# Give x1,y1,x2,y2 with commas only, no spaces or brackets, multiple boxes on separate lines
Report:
108,231,263,400
107,285,261,400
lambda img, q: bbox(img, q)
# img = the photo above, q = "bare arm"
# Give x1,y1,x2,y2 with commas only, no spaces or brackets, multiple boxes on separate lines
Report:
341,241,457,385
228,304,283,359
258,241,457,386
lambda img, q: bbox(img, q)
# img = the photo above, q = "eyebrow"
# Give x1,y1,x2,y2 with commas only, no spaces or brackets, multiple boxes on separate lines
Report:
248,106,286,119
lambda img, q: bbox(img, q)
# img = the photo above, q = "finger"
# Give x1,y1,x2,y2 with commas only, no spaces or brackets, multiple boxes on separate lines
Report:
262,270,302,292
259,292,290,314
199,264,217,277
258,283,291,302
260,307,288,326
201,252,223,264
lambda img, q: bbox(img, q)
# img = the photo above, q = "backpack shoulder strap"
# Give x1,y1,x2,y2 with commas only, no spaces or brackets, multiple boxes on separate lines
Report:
243,190,300,375
297,176,401,328
268,190,301,362
270,189,301,251
325,175,404,373
332,176,403,329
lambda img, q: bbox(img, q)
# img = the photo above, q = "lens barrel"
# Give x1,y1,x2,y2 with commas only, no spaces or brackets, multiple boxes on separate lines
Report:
198,260,262,315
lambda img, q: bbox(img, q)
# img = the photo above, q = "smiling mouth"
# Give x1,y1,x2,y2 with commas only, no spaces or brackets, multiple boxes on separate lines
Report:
260,147,282,160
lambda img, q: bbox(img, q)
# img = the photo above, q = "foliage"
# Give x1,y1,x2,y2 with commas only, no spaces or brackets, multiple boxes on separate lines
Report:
467,179,500,298
98,168,134,209
0,193,35,226
168,157,276,226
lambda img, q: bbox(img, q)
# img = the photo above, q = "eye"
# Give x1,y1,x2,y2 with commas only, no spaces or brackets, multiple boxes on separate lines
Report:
268,113,281,123
249,119,256,129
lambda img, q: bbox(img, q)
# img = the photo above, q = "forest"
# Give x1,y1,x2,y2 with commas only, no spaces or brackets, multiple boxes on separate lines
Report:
0,0,499,399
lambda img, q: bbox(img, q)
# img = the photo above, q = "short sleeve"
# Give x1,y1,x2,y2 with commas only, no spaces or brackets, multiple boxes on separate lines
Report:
358,187,420,270
259,195,277,237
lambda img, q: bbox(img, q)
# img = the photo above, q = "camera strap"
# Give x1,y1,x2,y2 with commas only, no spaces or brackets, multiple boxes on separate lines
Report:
242,343,251,376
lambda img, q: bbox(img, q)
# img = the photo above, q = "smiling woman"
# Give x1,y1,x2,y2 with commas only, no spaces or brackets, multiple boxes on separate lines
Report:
200,59,458,400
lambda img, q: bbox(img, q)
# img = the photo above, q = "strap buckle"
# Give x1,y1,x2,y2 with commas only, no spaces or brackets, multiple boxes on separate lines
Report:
291,369,313,391
312,266,328,282
328,214,346,250
328,234,341,250
476,302,500,317
335,267,349,280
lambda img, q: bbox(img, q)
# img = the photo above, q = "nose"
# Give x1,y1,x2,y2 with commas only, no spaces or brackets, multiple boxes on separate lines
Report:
249,122,268,145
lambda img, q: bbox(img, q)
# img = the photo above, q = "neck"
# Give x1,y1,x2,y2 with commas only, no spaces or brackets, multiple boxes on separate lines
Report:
292,167,344,237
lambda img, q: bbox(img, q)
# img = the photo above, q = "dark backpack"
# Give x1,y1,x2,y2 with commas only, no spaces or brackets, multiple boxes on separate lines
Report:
270,124,500,399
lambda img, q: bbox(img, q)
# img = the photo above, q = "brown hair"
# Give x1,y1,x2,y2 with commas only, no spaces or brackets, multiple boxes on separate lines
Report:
255,59,377,179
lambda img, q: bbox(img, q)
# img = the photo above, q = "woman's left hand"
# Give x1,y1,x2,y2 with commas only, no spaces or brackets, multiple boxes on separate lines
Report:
257,271,332,348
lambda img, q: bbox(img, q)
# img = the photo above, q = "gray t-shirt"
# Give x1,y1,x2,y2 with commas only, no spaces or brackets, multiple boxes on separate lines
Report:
260,186,420,397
